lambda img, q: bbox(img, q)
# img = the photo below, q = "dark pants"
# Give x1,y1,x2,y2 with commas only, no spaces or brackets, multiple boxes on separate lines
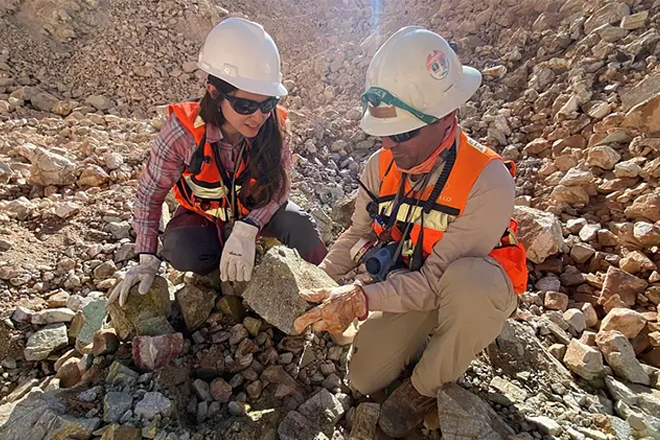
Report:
161,201,328,275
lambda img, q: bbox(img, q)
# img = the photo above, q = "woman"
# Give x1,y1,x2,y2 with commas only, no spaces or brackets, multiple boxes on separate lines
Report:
109,18,327,306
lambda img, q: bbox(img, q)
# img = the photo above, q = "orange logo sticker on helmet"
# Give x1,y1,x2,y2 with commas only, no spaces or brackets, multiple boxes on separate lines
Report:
427,50,449,80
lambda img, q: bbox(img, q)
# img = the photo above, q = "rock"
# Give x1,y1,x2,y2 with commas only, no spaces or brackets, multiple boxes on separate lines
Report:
545,291,569,311
176,285,216,331
31,307,75,325
103,392,133,423
528,416,562,435
436,382,515,440
92,328,119,356
55,357,82,388
134,392,173,420
278,411,329,440
243,316,262,337
243,246,338,335
349,402,380,440
599,266,648,307
24,322,69,361
28,147,76,186
581,303,599,328
621,11,648,30
0,392,100,440
563,338,604,381
564,309,587,333
548,343,567,360
108,276,172,340
605,375,660,420
625,193,660,222
331,190,357,229
210,378,233,403
193,378,213,402
584,2,630,34
570,242,596,263
596,331,650,385
132,333,184,371
78,164,109,187
31,92,59,112
620,251,656,274
12,306,33,323
489,376,528,403
107,361,139,386
623,93,660,133
228,401,246,416
298,388,345,428
51,100,78,116
551,185,590,204
93,260,117,279
216,295,247,322
600,308,647,339
261,365,303,394
101,424,141,440
54,201,80,218
586,146,621,170
513,207,564,264
488,320,572,382
76,298,108,352
85,95,114,111
633,222,660,247
103,152,124,170
105,221,131,239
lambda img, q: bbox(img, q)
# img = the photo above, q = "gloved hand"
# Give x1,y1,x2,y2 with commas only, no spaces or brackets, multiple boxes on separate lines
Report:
107,254,161,307
294,284,368,334
220,220,259,282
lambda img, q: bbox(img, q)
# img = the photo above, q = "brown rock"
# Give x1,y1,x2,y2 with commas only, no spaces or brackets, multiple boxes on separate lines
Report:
581,303,599,328
586,146,621,170
600,308,647,339
78,164,110,187
624,193,660,222
650,331,660,347
92,329,119,356
642,347,660,368
55,357,82,388
523,138,552,155
210,378,233,403
545,291,569,311
580,331,598,346
176,285,217,332
603,294,629,313
620,251,656,274
596,330,650,385
623,93,660,133
599,266,648,306
101,424,141,440
350,402,381,440
513,207,563,264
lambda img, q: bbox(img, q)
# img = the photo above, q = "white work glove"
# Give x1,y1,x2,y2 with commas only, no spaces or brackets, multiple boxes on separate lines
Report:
107,254,161,307
220,220,259,282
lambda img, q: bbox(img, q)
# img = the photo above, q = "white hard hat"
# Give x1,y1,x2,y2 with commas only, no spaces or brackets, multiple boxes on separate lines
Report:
360,26,481,137
197,18,287,97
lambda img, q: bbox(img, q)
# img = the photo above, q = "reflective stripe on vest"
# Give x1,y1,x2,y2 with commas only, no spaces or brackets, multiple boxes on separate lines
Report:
373,130,529,293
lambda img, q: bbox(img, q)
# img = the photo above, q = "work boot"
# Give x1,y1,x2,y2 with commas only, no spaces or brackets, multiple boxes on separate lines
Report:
378,378,436,438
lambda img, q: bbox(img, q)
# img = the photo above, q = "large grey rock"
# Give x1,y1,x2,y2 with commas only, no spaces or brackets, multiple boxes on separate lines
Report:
30,92,59,112
278,411,329,440
437,383,515,440
486,320,572,383
513,207,563,263
24,323,69,361
0,391,100,439
349,402,380,440
243,246,338,335
298,388,345,428
605,376,660,435
103,392,133,423
108,276,172,340
134,392,172,420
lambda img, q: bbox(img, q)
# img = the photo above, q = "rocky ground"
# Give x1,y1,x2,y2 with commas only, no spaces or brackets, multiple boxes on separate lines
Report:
1,0,660,439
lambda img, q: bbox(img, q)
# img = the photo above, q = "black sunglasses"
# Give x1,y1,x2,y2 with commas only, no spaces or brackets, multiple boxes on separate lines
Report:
218,90,279,116
388,128,422,143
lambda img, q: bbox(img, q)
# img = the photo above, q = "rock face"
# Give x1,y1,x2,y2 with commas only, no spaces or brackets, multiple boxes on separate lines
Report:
107,276,172,340
436,382,515,440
0,391,100,440
242,246,338,335
132,333,184,371
513,207,563,263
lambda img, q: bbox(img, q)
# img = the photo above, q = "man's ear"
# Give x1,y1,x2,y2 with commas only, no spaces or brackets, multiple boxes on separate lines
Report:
206,83,219,99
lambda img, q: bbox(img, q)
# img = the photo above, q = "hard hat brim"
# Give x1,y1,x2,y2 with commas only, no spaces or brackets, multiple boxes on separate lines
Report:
360,66,482,137
198,62,289,97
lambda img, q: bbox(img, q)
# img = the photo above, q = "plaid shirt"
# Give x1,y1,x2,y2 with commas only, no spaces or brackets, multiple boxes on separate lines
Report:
133,114,291,254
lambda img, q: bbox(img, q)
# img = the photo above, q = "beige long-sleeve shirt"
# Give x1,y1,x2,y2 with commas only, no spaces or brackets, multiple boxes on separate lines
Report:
319,135,516,314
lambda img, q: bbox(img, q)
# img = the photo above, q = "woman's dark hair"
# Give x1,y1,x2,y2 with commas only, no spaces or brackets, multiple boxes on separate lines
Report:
198,75,287,210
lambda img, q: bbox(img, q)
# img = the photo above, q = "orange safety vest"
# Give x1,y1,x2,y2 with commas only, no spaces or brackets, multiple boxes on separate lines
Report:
169,101,288,222
373,131,528,294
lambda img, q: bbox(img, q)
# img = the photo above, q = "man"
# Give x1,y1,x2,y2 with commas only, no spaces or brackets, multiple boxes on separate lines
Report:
294,26,528,437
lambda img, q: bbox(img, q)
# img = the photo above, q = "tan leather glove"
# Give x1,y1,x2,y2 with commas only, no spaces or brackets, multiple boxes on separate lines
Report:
294,284,368,334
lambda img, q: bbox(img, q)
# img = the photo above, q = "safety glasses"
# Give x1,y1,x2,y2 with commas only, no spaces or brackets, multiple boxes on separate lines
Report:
218,90,280,116
361,86,439,142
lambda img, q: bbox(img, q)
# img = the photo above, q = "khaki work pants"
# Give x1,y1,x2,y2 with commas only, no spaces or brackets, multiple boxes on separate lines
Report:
348,257,518,397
